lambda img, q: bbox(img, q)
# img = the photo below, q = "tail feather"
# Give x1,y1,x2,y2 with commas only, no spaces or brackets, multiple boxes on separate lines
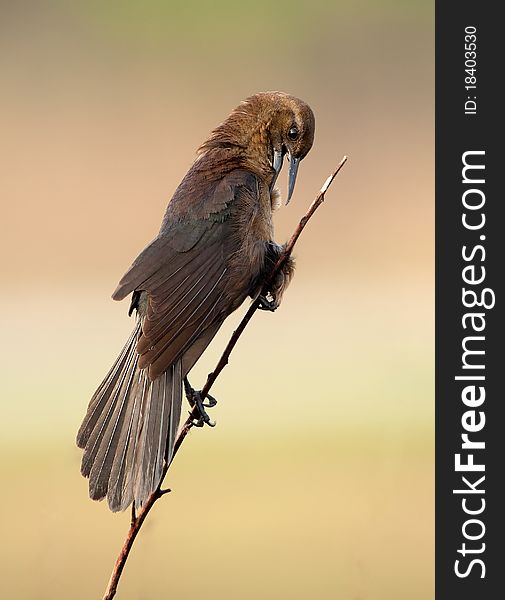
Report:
88,349,139,501
133,374,159,503
76,321,185,512
79,346,138,480
76,324,140,458
108,373,148,511
166,360,183,464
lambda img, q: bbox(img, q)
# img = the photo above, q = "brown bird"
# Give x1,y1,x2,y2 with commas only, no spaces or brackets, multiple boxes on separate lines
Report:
76,91,315,512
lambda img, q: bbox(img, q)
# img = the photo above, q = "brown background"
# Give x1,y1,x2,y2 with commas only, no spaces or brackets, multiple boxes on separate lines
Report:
1,1,433,598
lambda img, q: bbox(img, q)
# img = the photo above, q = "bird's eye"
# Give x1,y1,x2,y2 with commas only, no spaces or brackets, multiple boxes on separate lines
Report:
287,126,299,141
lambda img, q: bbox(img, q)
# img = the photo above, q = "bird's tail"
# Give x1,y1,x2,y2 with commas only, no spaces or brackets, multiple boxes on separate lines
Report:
76,321,183,512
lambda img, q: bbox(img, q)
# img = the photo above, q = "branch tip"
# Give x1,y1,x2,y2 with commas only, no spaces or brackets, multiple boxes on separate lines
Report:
321,155,348,195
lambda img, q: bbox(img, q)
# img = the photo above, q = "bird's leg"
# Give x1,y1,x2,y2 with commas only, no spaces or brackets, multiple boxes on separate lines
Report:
256,242,295,312
183,377,217,428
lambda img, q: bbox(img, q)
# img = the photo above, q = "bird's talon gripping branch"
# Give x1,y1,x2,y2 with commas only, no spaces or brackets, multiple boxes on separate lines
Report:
202,394,218,408
257,294,277,312
183,377,217,428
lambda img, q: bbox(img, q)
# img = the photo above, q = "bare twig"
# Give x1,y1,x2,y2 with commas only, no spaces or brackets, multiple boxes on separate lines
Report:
101,156,348,600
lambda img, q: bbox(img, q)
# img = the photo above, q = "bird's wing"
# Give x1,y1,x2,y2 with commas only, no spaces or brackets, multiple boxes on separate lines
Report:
112,170,259,380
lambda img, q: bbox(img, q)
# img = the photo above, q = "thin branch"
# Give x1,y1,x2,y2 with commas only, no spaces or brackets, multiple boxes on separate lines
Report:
101,156,348,600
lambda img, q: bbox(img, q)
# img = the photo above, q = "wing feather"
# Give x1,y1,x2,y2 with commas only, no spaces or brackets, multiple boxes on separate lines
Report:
112,170,262,381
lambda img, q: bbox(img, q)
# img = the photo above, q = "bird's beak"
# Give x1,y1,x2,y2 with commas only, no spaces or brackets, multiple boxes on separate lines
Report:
286,154,300,205
271,148,284,191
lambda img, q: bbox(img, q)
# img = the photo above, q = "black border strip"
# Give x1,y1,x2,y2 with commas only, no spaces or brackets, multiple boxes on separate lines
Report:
436,3,503,598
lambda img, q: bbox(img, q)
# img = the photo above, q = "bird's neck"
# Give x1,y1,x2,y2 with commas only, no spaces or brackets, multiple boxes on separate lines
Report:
197,115,276,185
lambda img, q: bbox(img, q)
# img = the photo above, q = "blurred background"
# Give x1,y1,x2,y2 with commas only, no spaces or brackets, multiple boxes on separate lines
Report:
0,1,433,598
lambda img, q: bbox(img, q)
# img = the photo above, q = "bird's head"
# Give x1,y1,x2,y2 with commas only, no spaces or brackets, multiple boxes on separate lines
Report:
199,91,315,204
264,92,315,203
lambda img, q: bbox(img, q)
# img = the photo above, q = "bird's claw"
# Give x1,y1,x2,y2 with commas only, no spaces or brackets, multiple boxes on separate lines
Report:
184,378,217,428
257,294,277,312
203,395,217,409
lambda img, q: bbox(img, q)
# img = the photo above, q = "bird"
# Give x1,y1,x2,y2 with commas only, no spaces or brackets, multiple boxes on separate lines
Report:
76,91,315,512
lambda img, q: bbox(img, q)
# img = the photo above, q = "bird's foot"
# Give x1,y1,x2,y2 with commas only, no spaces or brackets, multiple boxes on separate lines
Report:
183,377,217,428
257,293,277,312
